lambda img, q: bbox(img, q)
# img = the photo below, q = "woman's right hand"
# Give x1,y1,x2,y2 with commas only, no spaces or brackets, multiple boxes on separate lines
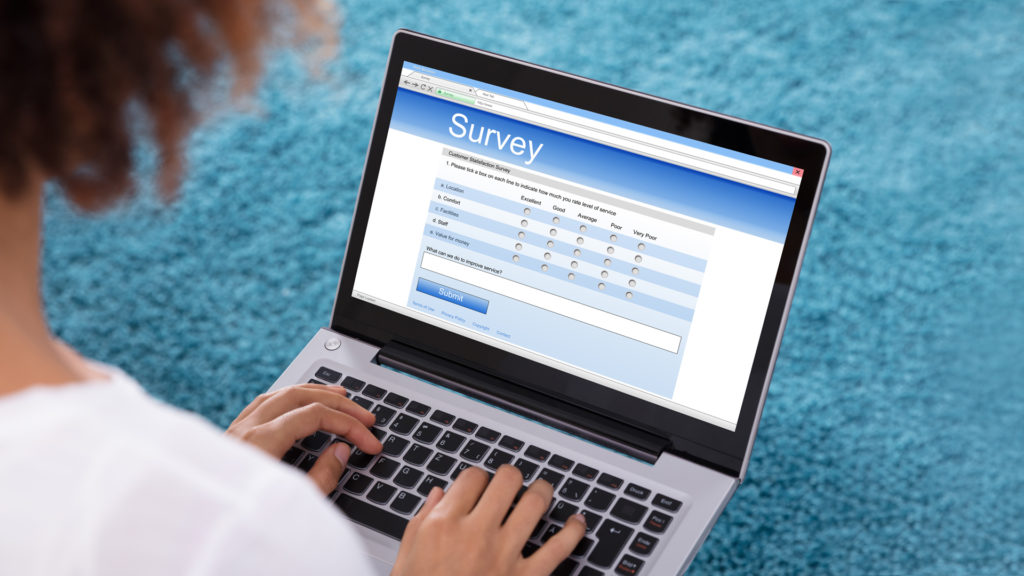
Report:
391,464,586,576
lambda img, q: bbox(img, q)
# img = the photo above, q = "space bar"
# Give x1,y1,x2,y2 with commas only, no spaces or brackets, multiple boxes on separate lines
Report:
335,495,408,540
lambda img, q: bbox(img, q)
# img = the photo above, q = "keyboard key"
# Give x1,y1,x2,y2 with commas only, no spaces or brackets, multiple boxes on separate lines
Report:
282,447,303,465
573,537,594,557
559,478,589,501
403,444,433,466
436,431,467,453
550,501,579,523
514,485,528,504
549,454,574,471
308,379,326,385
589,518,633,568
597,472,624,490
539,468,565,489
429,410,455,426
513,458,539,481
413,422,443,444
298,452,317,472
629,533,659,556
524,445,550,462
389,413,419,435
531,520,546,539
394,466,423,489
451,461,472,480
572,463,599,481
343,472,372,494
581,510,601,533
390,490,421,515
498,435,524,452
579,566,603,576
341,376,365,392
541,524,561,543
369,456,401,479
367,481,397,504
615,554,644,575
347,449,375,469
362,384,387,400
553,558,577,576
585,487,615,511
611,499,648,524
383,392,408,408
484,448,515,470
427,453,457,475
625,483,651,501
300,431,330,452
643,510,671,533
522,541,540,558
406,400,431,416
653,493,682,512
335,494,407,539
352,396,373,410
370,427,387,442
475,427,500,442
452,418,477,434
417,475,448,496
372,405,397,426
314,366,342,383
459,439,489,462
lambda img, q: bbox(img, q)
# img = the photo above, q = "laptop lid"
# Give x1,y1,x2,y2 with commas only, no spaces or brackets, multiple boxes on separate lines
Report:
331,30,830,478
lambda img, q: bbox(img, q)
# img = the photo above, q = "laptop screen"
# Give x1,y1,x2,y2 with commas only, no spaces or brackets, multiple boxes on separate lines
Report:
351,62,804,432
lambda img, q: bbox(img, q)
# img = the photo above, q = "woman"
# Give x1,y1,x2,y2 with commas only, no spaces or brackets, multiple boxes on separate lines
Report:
0,1,584,574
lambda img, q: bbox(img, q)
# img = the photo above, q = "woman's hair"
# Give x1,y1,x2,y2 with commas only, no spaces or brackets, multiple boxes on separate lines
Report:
0,0,332,210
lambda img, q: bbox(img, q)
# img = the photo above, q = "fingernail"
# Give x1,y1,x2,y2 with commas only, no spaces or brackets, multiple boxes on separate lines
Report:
333,443,350,466
571,513,586,525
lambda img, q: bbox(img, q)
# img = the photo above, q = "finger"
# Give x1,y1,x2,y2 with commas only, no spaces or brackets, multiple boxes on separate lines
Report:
247,385,373,429
526,513,586,573
306,442,350,495
413,486,445,525
250,403,382,456
231,390,274,425
394,486,444,569
502,478,554,540
234,383,350,424
431,466,489,518
472,464,523,524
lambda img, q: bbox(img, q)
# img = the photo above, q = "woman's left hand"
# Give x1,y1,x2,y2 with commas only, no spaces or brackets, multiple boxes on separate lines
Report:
226,383,382,494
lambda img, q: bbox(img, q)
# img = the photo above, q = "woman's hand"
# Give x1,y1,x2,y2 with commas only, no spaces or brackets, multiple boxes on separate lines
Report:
391,464,587,576
226,383,382,494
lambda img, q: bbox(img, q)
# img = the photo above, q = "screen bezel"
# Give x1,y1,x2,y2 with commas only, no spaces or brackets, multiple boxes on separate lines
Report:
331,30,829,475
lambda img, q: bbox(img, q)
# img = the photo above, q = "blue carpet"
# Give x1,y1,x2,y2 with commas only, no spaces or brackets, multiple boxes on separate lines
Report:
42,1,1023,574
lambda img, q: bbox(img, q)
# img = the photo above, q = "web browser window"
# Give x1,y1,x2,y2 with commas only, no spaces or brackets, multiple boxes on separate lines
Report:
353,63,804,431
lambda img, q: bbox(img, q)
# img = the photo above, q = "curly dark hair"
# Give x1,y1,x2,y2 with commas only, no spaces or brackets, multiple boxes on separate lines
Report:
0,0,333,210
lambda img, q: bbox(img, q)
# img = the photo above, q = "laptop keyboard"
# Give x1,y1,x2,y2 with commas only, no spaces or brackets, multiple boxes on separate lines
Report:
283,368,685,575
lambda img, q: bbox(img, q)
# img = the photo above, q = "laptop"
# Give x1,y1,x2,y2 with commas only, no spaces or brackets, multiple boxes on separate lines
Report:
268,30,830,575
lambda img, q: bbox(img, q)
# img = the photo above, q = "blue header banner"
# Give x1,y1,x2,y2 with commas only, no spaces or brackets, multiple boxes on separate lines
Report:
403,62,795,175
390,88,795,243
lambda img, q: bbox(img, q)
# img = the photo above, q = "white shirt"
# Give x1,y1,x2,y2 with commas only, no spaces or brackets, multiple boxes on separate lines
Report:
0,363,374,575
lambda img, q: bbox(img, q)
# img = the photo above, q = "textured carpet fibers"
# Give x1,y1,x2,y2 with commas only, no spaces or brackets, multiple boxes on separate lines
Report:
40,1,1023,574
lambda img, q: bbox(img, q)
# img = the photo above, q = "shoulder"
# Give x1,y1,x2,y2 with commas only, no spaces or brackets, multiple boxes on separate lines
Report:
0,369,373,575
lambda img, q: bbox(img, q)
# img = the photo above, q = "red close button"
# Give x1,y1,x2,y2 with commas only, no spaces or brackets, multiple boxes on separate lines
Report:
792,167,804,176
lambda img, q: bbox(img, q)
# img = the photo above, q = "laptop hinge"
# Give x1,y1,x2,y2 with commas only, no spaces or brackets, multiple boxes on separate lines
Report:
375,341,667,464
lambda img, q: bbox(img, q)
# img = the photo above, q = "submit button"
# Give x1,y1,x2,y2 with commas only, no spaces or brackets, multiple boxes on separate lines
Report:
416,278,489,314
